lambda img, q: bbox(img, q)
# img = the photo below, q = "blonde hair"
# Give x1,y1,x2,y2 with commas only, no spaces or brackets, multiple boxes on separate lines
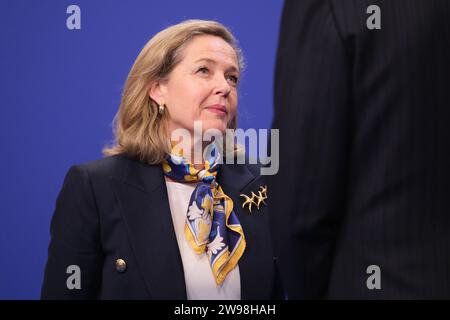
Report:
102,19,245,164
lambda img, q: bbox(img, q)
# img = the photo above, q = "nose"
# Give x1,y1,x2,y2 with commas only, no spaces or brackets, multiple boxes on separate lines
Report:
213,74,231,97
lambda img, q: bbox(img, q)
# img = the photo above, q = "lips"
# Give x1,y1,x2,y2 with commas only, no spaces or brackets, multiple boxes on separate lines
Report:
205,104,227,116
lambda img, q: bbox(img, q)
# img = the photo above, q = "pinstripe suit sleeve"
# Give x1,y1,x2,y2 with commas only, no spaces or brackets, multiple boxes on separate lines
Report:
270,0,352,299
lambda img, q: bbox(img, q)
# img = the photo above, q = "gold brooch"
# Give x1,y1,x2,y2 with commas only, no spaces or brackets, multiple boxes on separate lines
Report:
240,185,268,213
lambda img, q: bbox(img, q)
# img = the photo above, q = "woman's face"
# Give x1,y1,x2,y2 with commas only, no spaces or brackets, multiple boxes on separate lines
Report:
149,35,240,137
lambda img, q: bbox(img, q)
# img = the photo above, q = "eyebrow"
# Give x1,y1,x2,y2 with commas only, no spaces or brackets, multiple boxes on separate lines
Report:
194,58,239,73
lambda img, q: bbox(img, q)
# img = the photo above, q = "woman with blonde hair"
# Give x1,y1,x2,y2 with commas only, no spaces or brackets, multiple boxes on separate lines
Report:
41,19,281,300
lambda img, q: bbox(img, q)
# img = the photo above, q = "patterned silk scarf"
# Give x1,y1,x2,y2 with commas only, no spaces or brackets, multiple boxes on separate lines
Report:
162,142,246,286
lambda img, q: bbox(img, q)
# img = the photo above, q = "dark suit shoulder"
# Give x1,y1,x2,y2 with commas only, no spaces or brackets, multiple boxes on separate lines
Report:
73,153,137,181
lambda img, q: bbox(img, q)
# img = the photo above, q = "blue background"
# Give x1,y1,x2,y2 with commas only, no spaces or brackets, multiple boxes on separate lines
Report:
0,0,283,299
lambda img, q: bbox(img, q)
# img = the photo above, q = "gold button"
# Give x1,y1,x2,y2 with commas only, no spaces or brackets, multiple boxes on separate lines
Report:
115,258,127,273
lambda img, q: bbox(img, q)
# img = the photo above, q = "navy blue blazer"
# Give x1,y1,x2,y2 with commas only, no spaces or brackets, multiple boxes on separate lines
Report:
41,153,280,299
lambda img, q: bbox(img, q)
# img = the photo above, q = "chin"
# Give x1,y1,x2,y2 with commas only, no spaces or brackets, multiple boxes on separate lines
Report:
201,119,228,134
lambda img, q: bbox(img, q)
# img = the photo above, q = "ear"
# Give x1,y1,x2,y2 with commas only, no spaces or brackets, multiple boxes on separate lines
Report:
148,81,166,105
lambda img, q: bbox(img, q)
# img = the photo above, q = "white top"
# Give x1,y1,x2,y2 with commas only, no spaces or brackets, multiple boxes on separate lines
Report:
165,180,241,300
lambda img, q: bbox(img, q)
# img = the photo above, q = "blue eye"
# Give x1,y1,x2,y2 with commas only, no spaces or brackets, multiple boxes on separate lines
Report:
197,67,209,74
227,75,239,84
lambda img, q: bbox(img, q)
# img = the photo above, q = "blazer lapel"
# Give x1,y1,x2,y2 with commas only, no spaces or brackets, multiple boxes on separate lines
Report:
108,155,274,300
109,155,186,299
217,164,275,299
